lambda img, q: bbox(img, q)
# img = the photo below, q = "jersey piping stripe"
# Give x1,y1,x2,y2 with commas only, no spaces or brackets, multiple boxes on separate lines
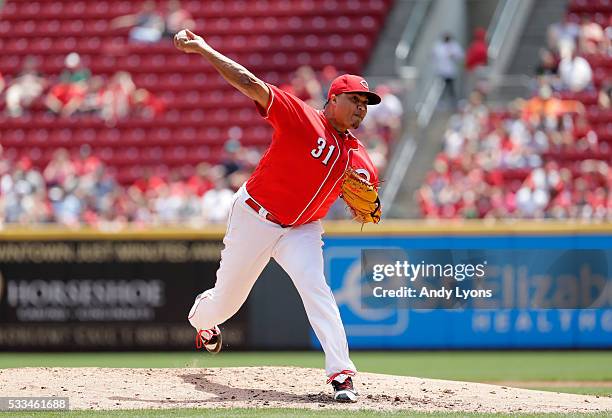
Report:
288,125,341,226
302,147,354,225
262,84,275,119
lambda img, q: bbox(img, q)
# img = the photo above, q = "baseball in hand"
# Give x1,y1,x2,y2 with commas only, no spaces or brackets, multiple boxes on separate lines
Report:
175,29,189,42
174,29,204,53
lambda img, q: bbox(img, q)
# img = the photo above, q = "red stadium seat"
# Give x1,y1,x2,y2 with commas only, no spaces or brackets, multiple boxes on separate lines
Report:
0,0,392,181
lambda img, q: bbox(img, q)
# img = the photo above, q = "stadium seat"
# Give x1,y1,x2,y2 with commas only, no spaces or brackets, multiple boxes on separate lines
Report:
0,0,392,179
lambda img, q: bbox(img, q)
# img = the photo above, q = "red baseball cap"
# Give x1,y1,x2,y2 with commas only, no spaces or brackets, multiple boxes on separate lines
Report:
327,74,381,105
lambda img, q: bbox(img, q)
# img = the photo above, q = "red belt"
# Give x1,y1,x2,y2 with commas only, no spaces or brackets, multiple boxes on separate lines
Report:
245,198,288,228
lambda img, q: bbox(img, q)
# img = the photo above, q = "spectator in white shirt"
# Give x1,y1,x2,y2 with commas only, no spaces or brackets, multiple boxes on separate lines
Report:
558,44,593,92
432,33,464,108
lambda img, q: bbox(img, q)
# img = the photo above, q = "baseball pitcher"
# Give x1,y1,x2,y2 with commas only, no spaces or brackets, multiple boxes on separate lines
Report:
175,29,382,402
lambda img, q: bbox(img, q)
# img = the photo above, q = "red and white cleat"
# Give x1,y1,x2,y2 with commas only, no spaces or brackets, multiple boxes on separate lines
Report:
196,326,222,354
327,370,358,402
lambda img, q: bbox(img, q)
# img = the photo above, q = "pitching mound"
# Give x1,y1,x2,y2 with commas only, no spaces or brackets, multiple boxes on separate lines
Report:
1,367,611,413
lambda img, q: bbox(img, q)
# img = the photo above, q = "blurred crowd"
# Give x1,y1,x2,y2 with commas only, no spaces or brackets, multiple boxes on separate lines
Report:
0,142,261,229
419,15,611,220
0,62,403,227
110,0,194,44
0,0,194,122
539,14,610,92
0,0,407,227
1,52,165,125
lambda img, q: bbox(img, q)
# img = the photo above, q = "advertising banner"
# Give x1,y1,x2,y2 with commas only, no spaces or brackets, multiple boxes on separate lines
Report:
321,234,612,349
0,239,248,351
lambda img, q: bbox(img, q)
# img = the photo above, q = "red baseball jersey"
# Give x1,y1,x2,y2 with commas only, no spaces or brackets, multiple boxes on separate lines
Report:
246,84,379,226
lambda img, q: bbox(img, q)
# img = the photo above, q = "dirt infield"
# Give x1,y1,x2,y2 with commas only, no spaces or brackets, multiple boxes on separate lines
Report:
1,367,611,413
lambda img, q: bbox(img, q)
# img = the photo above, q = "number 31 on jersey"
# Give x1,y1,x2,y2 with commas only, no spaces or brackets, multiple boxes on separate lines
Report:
311,137,335,165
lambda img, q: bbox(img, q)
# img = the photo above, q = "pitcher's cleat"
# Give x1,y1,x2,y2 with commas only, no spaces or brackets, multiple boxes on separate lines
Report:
328,370,358,402
196,326,222,354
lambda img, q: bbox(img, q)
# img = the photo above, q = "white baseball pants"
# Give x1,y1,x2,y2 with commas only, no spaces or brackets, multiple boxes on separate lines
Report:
188,185,356,377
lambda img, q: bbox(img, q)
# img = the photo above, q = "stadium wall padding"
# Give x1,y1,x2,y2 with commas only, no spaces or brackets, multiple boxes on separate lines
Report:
0,222,610,350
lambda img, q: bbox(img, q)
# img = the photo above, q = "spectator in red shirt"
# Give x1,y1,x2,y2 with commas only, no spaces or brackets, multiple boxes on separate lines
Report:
45,53,89,116
45,82,87,117
466,28,488,71
465,27,488,95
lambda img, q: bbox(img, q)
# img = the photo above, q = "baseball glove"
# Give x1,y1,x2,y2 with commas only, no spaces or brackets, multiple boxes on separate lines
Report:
341,168,382,224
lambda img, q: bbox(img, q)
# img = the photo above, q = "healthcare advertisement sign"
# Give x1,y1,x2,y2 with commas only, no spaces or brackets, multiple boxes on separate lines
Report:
321,234,612,349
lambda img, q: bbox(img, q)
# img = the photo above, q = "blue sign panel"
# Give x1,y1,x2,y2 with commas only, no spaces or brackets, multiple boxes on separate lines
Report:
316,235,612,349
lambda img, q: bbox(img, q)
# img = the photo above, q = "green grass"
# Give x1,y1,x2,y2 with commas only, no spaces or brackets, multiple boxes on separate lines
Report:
1,410,612,418
529,387,611,396
1,351,611,382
